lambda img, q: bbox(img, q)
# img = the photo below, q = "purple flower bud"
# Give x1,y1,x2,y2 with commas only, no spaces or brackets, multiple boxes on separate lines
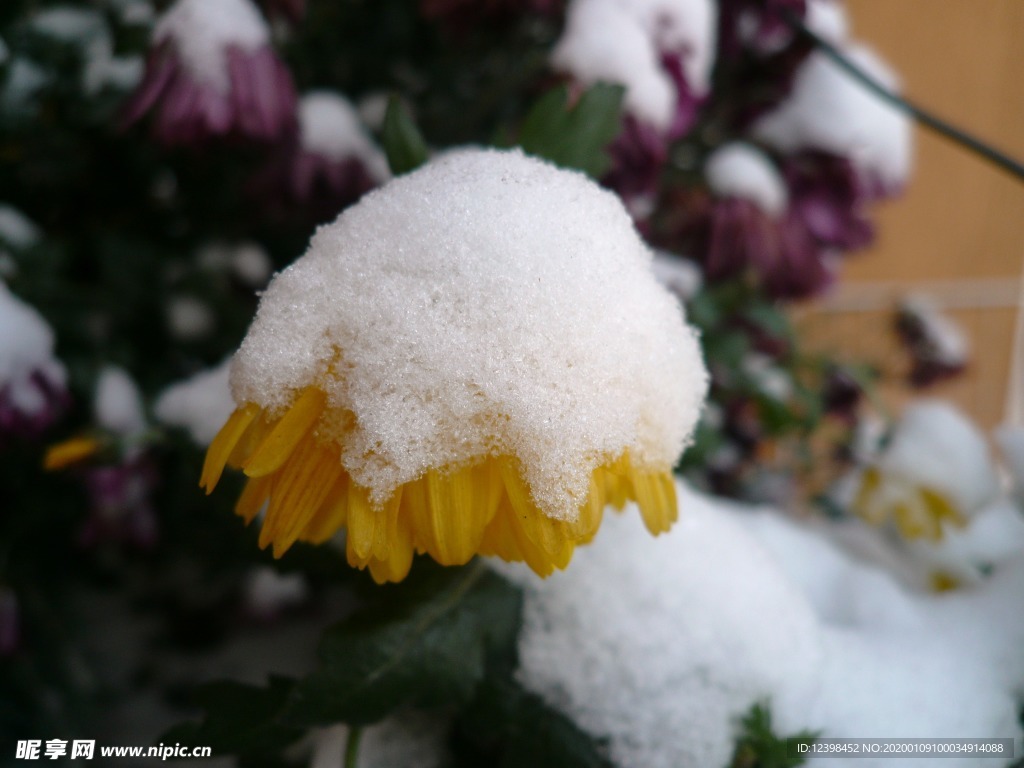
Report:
895,296,969,388
121,0,297,146
252,92,390,222
78,455,160,551
0,284,68,444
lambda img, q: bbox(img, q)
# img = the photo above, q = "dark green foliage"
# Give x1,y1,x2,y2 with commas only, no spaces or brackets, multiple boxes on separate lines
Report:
516,83,625,177
282,560,522,726
728,702,818,768
382,96,430,176
446,675,614,768
162,677,305,759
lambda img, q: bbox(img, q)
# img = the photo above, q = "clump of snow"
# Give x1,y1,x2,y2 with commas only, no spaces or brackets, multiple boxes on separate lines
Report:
805,0,849,43
153,0,270,92
651,251,703,302
0,205,41,249
875,400,999,519
898,293,970,366
504,484,1024,768
0,281,66,414
551,0,715,131
903,498,1024,586
705,142,787,216
242,566,307,618
499,488,824,768
230,243,272,287
754,44,912,191
996,425,1024,500
154,360,234,446
31,6,106,43
231,148,708,519
299,91,390,182
30,6,143,94
166,295,215,340
95,366,146,437
742,353,793,402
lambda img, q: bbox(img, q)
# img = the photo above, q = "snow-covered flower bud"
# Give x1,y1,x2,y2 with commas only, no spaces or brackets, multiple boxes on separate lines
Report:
754,43,912,197
551,0,716,205
855,401,999,541
0,282,68,442
202,148,708,583
254,91,390,221
895,295,969,388
122,0,297,146
694,142,836,299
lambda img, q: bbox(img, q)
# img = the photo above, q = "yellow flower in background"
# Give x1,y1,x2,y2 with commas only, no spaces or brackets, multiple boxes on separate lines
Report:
202,149,708,583
854,400,999,542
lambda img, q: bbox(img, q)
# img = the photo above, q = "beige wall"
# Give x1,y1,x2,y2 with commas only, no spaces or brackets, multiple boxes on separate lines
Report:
797,0,1024,428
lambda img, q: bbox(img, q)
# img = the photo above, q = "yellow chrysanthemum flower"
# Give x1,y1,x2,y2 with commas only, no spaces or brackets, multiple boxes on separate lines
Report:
853,400,998,542
202,149,708,583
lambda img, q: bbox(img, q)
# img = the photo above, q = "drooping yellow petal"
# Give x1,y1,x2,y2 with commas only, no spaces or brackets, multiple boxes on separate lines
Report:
236,475,273,524
200,403,259,492
243,388,326,478
203,392,685,583
346,481,377,562
298,474,350,544
44,436,103,471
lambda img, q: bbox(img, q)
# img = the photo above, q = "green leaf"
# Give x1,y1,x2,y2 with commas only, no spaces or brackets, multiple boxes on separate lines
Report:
448,676,614,768
728,701,818,768
517,84,625,178
161,676,304,758
281,560,522,727
381,96,430,175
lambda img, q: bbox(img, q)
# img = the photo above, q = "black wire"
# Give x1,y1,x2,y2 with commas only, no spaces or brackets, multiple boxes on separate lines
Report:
782,9,1024,186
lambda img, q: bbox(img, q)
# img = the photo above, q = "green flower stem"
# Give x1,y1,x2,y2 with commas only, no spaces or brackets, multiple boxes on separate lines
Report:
345,726,362,768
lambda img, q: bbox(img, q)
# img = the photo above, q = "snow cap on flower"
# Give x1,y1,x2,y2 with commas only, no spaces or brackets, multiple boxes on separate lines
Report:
205,148,708,582
754,44,912,193
705,142,788,216
122,0,297,145
551,0,715,132
0,281,68,440
155,360,234,446
895,294,969,388
856,400,1000,540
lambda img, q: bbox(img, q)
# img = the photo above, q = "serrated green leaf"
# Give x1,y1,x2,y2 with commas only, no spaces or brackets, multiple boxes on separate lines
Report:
448,676,614,768
161,676,303,758
729,701,818,768
517,84,624,177
281,561,522,727
381,96,430,176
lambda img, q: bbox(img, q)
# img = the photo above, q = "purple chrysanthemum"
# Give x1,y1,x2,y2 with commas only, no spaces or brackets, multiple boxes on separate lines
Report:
253,91,390,221
895,295,970,388
551,0,716,208
122,0,297,146
0,283,68,443
78,455,160,550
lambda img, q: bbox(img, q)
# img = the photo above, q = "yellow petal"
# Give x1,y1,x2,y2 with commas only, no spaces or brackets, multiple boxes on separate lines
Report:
201,403,259,491
44,436,102,471
243,388,326,478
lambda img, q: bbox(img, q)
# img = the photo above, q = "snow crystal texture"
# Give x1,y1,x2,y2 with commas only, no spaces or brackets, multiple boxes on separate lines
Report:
231,148,708,519
154,0,269,92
